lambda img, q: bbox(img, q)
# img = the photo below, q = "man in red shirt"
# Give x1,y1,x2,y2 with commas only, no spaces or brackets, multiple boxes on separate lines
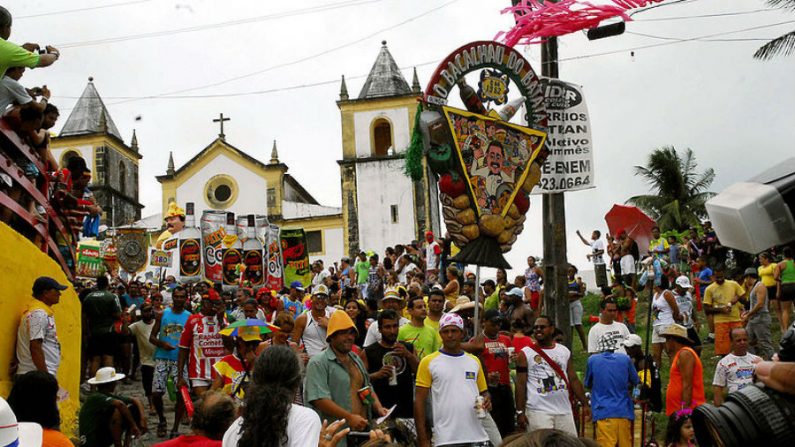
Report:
480,309,515,436
178,290,226,398
153,391,236,447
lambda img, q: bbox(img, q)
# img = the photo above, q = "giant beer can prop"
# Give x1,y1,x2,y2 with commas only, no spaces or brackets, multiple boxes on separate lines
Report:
201,210,227,283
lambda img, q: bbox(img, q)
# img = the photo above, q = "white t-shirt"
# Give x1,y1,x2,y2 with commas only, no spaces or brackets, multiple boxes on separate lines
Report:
673,291,694,329
222,404,321,447
591,239,606,265
416,351,489,446
0,76,33,112
129,320,156,367
312,270,329,287
426,241,441,271
587,321,630,354
363,316,410,347
522,343,572,415
16,307,60,376
713,352,762,393
397,263,418,284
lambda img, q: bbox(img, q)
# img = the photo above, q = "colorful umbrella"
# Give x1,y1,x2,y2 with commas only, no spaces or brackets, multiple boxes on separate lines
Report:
604,204,657,256
220,318,279,337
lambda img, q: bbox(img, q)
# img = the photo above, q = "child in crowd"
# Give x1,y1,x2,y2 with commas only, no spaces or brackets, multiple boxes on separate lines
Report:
665,409,696,447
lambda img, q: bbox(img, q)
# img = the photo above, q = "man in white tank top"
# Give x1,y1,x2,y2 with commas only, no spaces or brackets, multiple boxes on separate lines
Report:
515,315,590,436
292,285,335,358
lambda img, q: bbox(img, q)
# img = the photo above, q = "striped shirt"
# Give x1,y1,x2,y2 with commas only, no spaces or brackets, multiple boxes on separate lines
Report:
178,314,225,380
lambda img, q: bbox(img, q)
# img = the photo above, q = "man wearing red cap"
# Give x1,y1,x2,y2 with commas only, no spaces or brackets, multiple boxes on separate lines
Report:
178,290,226,399
425,231,441,283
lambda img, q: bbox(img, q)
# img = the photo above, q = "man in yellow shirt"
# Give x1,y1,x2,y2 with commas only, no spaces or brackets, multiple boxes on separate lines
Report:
703,267,746,356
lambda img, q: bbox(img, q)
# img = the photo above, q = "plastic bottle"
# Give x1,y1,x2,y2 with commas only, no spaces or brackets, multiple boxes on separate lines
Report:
166,376,177,402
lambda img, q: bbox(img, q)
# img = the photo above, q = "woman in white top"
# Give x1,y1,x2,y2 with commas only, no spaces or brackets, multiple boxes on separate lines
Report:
223,345,321,447
651,280,682,367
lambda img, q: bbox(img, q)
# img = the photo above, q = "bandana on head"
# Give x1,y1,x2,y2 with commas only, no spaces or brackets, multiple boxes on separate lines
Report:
439,313,464,331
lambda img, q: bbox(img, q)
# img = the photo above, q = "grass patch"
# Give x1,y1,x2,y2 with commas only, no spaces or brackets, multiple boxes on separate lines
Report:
570,291,782,443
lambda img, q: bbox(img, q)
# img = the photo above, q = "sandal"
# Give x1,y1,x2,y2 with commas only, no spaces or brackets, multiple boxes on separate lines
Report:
157,422,167,438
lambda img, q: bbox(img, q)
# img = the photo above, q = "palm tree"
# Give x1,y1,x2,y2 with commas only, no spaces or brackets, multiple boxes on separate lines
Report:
754,0,795,60
627,146,715,231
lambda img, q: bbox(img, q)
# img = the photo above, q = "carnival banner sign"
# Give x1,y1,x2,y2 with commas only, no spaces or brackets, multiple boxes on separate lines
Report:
534,78,594,194
149,249,172,268
266,224,284,291
280,228,311,287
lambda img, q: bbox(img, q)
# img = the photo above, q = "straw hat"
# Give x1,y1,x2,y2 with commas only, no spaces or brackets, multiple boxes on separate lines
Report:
87,367,126,385
660,323,694,344
450,295,482,313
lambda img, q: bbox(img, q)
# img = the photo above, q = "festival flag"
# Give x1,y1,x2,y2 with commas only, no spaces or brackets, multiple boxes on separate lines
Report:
279,228,311,287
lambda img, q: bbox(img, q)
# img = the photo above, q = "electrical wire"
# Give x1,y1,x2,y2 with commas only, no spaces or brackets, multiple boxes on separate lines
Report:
633,8,777,22
626,30,774,42
561,19,795,61
56,0,389,49
101,0,462,107
16,0,153,20
53,59,440,102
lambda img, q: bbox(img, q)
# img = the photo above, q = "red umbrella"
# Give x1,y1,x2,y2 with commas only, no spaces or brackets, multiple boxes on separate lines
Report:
604,204,656,255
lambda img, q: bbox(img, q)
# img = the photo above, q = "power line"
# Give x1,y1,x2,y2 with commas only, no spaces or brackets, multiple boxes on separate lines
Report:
103,0,462,107
16,0,153,20
53,59,440,102
633,8,777,22
53,18,791,105
561,19,795,61
626,30,773,42
56,0,388,48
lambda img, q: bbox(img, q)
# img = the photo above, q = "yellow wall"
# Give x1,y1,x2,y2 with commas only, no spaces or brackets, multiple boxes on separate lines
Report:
0,223,81,437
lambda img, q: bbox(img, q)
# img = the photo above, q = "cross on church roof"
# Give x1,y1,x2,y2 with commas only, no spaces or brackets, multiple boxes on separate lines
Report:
213,113,230,140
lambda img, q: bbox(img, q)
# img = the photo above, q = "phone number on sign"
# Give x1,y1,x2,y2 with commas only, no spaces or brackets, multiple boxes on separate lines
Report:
538,176,590,191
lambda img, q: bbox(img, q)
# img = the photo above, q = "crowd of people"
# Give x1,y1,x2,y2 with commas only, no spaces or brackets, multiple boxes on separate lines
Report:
6,212,795,447
0,6,99,271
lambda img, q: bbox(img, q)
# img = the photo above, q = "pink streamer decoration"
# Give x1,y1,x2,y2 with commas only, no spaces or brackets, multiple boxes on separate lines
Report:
496,0,666,47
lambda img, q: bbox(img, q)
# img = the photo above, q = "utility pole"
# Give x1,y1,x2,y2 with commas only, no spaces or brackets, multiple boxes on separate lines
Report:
540,36,571,348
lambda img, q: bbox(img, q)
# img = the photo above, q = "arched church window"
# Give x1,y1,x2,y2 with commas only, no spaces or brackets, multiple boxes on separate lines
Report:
372,118,392,156
118,161,126,193
60,150,80,168
204,174,239,209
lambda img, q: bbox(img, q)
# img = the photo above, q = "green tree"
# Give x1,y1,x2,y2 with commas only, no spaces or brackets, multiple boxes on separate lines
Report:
627,146,715,231
754,1,795,60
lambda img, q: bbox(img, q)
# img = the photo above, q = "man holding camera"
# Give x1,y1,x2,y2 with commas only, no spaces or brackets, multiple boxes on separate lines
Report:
0,6,60,75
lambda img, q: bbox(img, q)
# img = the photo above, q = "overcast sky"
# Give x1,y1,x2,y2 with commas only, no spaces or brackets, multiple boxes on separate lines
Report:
11,0,795,279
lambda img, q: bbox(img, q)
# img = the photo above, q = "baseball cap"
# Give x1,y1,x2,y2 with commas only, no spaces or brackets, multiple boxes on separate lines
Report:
481,279,496,288
439,313,464,331
483,309,503,322
623,334,643,348
313,284,329,296
383,288,403,301
743,267,758,278
32,277,68,296
674,276,693,289
506,288,524,298
289,281,304,292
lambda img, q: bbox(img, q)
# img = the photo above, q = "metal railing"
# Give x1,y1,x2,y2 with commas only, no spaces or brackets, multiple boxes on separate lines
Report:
0,118,75,279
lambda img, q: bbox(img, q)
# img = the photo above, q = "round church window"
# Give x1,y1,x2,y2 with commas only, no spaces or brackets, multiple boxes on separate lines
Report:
214,184,232,202
204,175,238,209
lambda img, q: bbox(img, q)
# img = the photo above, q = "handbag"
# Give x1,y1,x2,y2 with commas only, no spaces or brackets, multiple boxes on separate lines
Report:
525,342,581,419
